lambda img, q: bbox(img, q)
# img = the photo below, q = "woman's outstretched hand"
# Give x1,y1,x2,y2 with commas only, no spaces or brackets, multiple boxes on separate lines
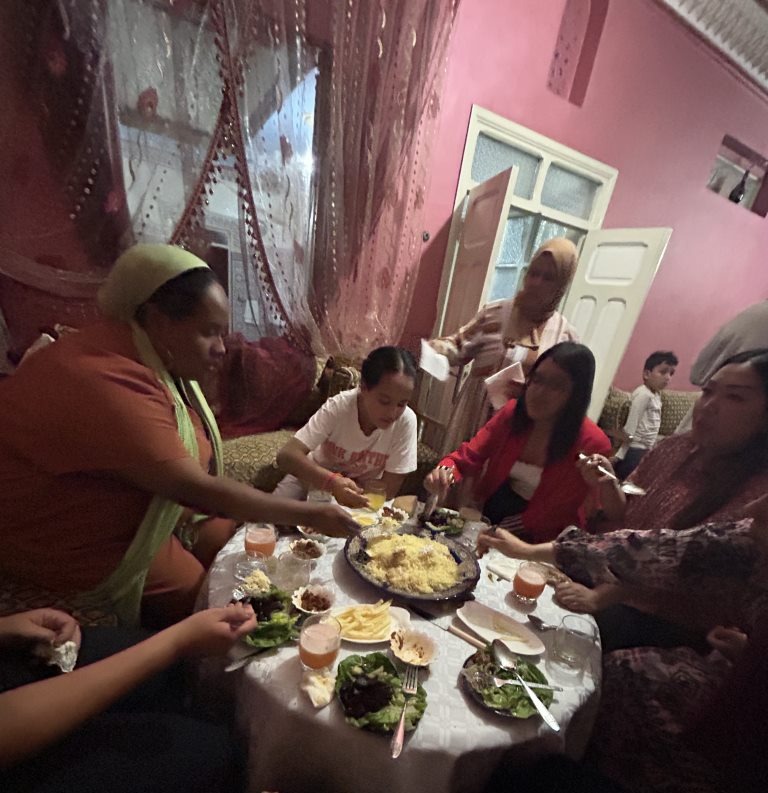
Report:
424,467,453,502
577,453,617,488
304,503,361,537
0,609,82,651
706,625,748,663
170,603,257,657
476,527,532,560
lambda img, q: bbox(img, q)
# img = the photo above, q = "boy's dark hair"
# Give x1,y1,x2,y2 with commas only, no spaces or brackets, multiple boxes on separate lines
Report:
510,341,595,464
644,351,678,372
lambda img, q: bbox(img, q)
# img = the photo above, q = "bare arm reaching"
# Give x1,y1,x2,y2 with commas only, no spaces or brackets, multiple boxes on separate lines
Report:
0,604,256,768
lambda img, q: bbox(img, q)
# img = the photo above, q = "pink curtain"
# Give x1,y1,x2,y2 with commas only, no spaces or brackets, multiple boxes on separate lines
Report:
0,0,459,363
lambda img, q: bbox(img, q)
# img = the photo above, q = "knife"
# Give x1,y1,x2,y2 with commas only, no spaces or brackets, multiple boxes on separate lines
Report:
406,602,488,649
422,493,438,520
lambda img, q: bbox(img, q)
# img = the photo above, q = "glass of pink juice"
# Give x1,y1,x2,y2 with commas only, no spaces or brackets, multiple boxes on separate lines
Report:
244,524,277,557
512,562,546,604
299,616,341,670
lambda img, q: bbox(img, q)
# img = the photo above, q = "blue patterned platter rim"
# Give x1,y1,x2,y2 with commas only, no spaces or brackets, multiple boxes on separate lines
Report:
343,526,480,602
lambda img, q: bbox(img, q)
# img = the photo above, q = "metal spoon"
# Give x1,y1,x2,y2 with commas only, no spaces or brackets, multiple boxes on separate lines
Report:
490,640,560,732
527,614,557,632
577,453,646,496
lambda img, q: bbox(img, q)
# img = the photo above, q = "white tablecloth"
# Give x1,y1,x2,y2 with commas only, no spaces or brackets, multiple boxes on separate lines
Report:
206,528,601,793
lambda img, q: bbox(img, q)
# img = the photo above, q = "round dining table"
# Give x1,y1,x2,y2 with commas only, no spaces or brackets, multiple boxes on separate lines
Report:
204,524,601,793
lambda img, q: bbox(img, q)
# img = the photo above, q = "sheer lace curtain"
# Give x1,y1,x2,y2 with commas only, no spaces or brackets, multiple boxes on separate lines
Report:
0,0,458,362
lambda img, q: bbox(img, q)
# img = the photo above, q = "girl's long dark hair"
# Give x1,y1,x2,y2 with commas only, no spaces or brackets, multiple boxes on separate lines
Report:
360,346,417,388
510,341,595,464
670,348,768,530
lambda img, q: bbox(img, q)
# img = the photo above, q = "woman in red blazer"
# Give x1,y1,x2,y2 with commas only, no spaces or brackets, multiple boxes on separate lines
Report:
424,342,610,542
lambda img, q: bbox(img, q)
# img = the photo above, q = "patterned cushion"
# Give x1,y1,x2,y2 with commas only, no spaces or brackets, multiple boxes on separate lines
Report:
598,386,700,442
327,361,360,397
597,386,631,433
659,390,700,436
222,430,296,491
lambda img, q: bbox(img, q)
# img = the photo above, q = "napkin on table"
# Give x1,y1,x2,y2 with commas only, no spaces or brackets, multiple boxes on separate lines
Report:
301,667,336,708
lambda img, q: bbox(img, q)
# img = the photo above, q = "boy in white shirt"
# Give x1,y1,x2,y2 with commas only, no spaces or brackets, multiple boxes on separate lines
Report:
614,351,678,479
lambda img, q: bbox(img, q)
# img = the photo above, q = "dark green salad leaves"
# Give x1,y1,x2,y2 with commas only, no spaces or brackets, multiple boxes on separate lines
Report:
419,507,465,536
462,646,553,718
336,652,427,733
241,587,299,650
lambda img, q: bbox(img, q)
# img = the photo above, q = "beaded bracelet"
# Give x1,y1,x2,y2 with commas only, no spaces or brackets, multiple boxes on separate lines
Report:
322,471,340,492
437,465,455,484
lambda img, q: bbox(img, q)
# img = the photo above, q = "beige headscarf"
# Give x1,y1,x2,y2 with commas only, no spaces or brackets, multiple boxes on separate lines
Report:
98,244,210,322
514,237,578,324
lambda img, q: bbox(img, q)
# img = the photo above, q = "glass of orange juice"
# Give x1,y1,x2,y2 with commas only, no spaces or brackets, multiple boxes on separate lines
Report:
512,562,546,604
299,615,341,670
362,480,386,512
244,524,277,558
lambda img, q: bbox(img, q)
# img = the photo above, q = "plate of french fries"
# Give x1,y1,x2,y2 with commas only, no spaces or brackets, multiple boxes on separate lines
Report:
330,600,411,644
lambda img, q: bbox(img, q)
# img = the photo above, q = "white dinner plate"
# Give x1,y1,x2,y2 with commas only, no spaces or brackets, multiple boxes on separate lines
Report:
330,604,411,644
456,601,545,656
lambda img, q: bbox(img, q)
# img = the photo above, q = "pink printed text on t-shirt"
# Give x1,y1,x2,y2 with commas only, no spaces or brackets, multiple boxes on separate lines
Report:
321,440,388,475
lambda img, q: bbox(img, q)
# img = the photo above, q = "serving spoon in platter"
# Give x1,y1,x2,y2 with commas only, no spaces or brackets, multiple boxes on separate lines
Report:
490,640,560,732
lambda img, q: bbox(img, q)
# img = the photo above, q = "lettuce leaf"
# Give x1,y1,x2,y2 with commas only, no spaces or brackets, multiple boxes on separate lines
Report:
243,589,299,649
336,652,427,733
464,647,553,718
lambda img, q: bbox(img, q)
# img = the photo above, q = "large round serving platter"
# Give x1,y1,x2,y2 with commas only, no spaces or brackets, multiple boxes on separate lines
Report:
343,526,480,602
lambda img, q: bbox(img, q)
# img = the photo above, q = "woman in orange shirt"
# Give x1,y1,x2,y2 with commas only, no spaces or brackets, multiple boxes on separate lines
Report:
0,244,357,626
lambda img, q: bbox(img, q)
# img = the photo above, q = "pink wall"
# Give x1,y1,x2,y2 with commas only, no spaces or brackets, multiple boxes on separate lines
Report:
402,0,768,390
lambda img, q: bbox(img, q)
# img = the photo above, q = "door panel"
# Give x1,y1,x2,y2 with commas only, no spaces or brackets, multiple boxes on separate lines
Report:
437,167,517,336
563,227,672,420
419,168,518,440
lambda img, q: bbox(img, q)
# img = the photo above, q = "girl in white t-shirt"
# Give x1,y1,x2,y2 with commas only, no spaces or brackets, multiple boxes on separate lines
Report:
274,347,418,508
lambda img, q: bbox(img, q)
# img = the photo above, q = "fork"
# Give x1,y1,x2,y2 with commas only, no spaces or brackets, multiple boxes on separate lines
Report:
391,663,419,758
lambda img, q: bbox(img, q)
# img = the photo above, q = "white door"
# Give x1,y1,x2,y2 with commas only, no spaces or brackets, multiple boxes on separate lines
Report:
419,168,518,438
436,167,518,335
562,227,672,420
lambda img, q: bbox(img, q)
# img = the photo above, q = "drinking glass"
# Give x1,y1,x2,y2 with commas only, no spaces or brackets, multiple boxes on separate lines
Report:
244,524,276,558
457,516,491,550
299,615,341,670
512,562,546,604
271,551,311,592
307,488,333,503
548,615,598,682
362,480,387,512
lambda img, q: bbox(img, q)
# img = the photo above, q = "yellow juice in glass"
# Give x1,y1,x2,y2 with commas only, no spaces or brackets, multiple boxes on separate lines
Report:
363,481,386,512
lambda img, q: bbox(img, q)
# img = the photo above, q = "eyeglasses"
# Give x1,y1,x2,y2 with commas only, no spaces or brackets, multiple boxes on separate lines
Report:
527,371,571,393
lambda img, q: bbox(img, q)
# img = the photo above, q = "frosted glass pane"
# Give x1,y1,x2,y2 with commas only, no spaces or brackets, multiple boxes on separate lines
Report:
498,213,536,264
488,266,521,301
541,164,600,219
471,133,542,199
533,219,585,251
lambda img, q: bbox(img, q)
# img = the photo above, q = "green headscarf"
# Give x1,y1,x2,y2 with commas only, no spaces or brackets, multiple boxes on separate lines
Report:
98,243,211,322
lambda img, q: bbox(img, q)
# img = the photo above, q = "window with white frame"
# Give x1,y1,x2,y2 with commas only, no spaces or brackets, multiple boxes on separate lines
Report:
448,106,617,307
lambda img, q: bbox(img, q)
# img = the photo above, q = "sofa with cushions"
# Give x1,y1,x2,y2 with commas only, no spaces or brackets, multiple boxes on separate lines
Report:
221,357,440,495
597,386,700,452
